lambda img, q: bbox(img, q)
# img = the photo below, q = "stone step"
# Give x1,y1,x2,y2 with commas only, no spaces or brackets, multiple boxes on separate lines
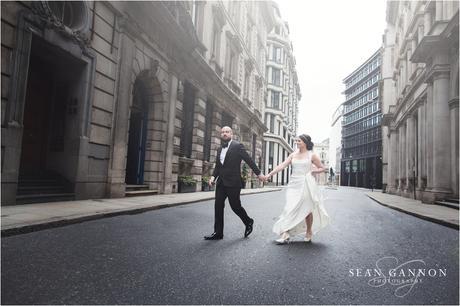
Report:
434,201,459,210
126,184,150,191
125,190,159,197
445,198,459,204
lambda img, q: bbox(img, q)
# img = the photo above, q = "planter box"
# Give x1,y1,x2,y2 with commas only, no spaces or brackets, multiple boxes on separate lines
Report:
178,182,196,193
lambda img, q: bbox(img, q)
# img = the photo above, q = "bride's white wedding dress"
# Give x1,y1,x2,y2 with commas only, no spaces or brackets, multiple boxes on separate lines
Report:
273,150,330,237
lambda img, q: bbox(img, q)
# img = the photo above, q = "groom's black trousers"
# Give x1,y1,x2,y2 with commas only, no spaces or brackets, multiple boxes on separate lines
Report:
214,184,252,235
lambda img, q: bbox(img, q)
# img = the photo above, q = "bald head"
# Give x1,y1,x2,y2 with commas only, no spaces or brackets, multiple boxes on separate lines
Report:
220,126,233,142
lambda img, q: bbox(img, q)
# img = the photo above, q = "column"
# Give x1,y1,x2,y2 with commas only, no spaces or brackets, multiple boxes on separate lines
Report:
397,127,402,191
421,102,427,185
431,69,451,195
417,104,425,190
276,142,281,185
425,84,434,192
107,30,136,197
191,89,207,190
406,115,416,193
398,125,405,192
389,129,399,193
402,123,407,192
450,98,459,197
382,126,389,191
163,74,178,194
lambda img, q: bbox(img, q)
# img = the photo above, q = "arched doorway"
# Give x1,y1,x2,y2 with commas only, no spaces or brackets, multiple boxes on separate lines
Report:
125,80,149,185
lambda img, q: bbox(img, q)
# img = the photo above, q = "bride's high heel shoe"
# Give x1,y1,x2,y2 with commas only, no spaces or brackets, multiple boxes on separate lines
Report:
275,232,290,244
304,232,313,243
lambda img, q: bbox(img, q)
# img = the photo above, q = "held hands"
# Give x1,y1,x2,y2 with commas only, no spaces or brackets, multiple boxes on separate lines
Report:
258,174,271,182
257,174,267,182
210,175,269,186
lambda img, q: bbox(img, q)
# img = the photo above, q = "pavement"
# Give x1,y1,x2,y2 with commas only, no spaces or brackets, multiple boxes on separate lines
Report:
1,186,458,236
366,191,459,229
2,187,458,304
1,187,282,236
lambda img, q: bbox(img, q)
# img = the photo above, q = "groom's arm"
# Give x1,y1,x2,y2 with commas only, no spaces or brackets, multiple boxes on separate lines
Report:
238,143,261,176
212,149,221,178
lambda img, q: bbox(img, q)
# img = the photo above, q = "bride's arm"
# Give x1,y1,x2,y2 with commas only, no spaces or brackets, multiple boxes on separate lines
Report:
267,153,294,178
311,153,326,174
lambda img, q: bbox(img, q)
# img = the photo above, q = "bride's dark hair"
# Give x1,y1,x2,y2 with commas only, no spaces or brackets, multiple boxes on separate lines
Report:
299,134,314,150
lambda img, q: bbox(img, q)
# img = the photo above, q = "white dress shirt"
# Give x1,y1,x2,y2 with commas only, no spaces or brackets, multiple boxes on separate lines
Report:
220,139,232,164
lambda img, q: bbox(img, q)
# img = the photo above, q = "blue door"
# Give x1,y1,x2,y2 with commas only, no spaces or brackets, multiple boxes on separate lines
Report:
126,83,148,185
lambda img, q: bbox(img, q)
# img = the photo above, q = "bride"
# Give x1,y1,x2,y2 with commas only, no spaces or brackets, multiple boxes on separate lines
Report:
265,134,330,244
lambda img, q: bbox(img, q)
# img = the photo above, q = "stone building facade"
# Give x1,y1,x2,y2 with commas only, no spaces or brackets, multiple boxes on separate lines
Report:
341,49,383,189
381,1,459,203
330,104,343,183
263,1,300,186
313,138,330,185
1,1,275,204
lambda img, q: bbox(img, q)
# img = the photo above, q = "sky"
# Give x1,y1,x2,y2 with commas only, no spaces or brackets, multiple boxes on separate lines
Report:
277,0,387,144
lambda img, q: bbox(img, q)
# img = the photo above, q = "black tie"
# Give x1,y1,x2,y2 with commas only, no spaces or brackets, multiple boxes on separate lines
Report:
222,142,229,148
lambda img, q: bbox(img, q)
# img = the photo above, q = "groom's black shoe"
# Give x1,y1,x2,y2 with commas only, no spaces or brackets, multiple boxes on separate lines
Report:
244,219,254,238
204,232,223,240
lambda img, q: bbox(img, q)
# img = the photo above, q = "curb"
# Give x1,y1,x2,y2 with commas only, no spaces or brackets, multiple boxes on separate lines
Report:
1,188,281,237
366,195,459,230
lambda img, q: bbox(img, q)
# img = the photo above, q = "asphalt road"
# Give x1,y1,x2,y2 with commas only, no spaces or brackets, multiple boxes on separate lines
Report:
2,187,458,304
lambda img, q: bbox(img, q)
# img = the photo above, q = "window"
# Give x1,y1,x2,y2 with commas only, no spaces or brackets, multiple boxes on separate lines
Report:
272,46,282,63
244,71,250,98
272,68,281,86
225,42,238,82
268,142,274,168
180,83,196,158
271,92,280,109
246,21,252,53
352,160,358,172
211,24,221,62
270,114,275,133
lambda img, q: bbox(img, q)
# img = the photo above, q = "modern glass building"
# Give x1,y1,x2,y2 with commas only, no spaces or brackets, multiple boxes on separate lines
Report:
341,49,383,189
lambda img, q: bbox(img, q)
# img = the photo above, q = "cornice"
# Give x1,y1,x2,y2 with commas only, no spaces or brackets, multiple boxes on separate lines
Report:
425,64,451,83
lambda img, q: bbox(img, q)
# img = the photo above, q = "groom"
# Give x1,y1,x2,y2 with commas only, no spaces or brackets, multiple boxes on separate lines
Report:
204,126,265,240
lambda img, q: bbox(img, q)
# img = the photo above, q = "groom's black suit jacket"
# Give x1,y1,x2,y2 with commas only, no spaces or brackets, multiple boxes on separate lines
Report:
212,140,261,188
